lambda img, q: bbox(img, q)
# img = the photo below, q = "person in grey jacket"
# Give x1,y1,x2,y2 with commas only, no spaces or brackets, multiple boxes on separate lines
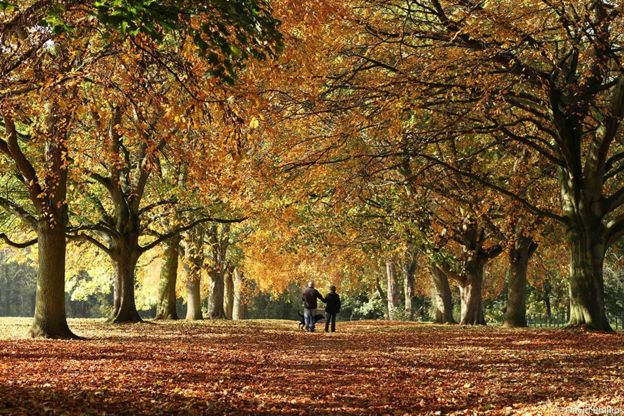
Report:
302,281,325,332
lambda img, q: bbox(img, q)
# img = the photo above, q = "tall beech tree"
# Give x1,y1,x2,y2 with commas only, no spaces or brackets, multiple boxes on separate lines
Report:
74,74,187,322
74,94,244,322
347,0,624,330
429,264,455,324
155,233,181,320
206,223,231,319
1,0,281,337
183,225,205,320
0,99,76,338
0,11,100,337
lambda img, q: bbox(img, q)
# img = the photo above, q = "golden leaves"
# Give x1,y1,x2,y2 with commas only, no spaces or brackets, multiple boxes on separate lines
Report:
0,319,623,414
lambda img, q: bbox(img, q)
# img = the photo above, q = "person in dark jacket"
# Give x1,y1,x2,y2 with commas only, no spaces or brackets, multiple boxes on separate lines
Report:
302,281,325,332
324,285,341,332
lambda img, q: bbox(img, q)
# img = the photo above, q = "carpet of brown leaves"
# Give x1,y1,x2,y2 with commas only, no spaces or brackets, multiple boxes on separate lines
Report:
0,318,622,415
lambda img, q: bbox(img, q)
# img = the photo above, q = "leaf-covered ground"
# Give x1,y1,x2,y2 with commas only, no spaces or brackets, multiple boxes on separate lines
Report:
0,318,622,415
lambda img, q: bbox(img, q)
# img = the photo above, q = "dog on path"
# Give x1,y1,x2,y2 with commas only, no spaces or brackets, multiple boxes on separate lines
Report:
297,312,324,330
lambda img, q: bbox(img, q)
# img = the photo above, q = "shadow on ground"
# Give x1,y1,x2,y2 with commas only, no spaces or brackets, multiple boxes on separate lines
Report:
0,319,622,415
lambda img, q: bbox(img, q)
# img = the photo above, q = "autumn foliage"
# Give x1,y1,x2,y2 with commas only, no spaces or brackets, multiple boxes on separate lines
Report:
1,318,623,415
2,0,624,413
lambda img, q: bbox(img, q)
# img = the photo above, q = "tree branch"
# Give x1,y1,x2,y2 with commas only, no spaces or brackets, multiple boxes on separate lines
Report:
0,233,37,248
2,115,43,209
0,196,37,229
412,151,567,223
67,232,112,255
139,216,246,254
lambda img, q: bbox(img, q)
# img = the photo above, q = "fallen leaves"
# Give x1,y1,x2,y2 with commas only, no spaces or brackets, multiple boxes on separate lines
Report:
0,318,622,415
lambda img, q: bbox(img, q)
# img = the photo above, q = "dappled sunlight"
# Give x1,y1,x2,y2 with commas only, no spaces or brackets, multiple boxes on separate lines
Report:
0,319,622,415
2,0,624,414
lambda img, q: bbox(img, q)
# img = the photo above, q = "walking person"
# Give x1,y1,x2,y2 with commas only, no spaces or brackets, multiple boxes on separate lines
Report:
324,285,341,333
302,281,325,332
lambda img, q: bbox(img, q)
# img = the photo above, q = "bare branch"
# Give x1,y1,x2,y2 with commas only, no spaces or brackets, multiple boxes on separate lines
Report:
67,232,112,255
139,216,246,254
0,233,37,248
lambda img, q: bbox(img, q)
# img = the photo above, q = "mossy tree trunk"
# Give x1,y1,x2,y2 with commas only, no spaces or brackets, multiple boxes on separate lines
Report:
232,268,245,320
155,234,181,320
567,224,610,330
184,227,204,320
403,251,417,319
206,224,230,319
560,172,612,331
224,266,234,319
504,234,537,328
429,264,455,324
386,261,399,320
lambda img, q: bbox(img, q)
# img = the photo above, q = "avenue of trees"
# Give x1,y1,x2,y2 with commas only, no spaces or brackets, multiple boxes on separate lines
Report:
1,0,624,337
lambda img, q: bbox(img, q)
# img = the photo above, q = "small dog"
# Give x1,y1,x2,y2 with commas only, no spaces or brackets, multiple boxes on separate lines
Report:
298,312,325,330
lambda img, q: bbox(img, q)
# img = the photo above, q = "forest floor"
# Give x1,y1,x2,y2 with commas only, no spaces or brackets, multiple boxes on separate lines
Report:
0,318,622,415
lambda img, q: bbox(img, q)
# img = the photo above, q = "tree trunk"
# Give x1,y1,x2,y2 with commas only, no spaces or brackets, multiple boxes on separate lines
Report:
110,249,142,323
184,227,204,320
224,267,234,319
206,223,228,319
543,281,552,318
504,235,536,328
155,235,180,320
232,268,245,320
403,255,417,319
458,257,486,325
28,116,75,338
386,261,399,320
185,277,202,320
561,180,612,330
107,200,144,324
375,274,389,318
429,264,455,324
112,270,121,320
29,222,76,338
567,226,611,330
208,267,226,319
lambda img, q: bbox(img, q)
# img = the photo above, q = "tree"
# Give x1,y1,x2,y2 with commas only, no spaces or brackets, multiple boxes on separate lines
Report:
206,223,230,319
0,0,281,337
385,260,399,320
503,230,537,328
155,234,181,320
429,264,455,324
232,267,246,320
352,0,624,330
183,225,205,320
402,246,418,319
1,91,79,338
